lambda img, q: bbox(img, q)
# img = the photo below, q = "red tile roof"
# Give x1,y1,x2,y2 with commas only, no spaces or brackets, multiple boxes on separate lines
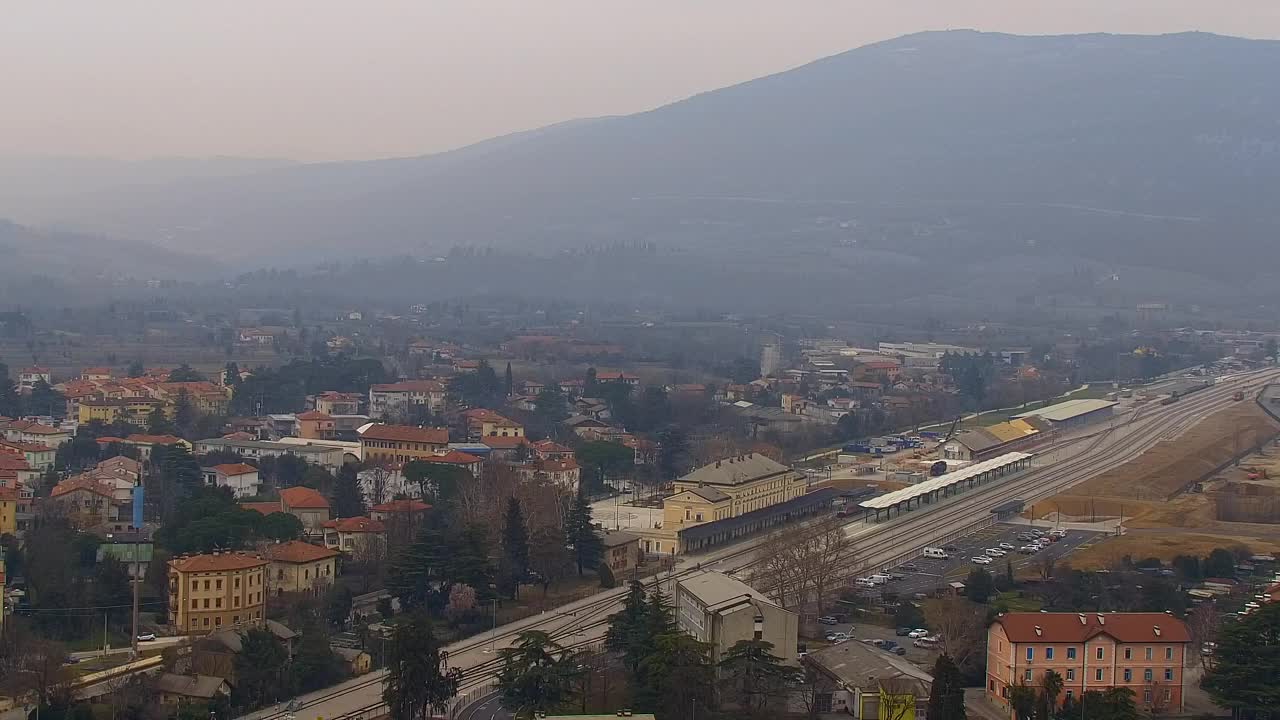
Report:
95,436,128,445
425,450,482,466
280,486,330,510
19,423,64,436
51,475,115,499
0,441,52,453
993,612,1190,644
369,381,444,393
359,424,449,445
241,501,283,516
370,499,431,513
260,540,339,564
125,434,184,445
481,436,529,450
170,552,268,573
211,463,258,477
322,517,385,533
532,440,573,454
295,411,333,421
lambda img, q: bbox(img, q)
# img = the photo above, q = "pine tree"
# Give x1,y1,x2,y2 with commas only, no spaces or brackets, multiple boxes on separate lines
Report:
717,639,790,716
927,654,966,720
387,521,450,611
383,612,462,720
566,490,602,575
504,362,514,398
605,581,650,674
174,388,195,436
500,498,530,598
331,463,367,519
645,586,676,640
0,361,21,418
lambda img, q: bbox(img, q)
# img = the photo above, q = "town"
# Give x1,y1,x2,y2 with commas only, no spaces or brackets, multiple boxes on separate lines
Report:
2,303,1280,720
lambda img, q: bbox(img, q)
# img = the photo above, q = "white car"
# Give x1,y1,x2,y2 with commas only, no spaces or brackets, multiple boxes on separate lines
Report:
999,542,1016,550
908,629,930,639
136,633,157,642
972,556,992,565
1020,545,1039,554
986,548,1007,557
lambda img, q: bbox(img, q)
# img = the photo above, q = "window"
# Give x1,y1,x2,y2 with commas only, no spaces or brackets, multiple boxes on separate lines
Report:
1024,669,1032,682
1096,647,1104,660
1145,647,1152,661
233,615,239,624
234,596,240,607
1065,691,1073,702
235,577,241,589
215,616,222,627
1164,668,1173,681
203,580,210,591
1163,689,1171,702
216,579,223,590
1144,669,1152,682
1066,669,1075,681
1165,647,1173,661
1095,669,1103,681
203,599,210,609
1124,648,1132,660
989,680,995,691
1123,669,1132,682
1066,647,1076,660
1143,689,1152,704
191,600,198,609
191,580,197,591
215,598,222,608
203,618,210,627
190,619,197,628
1045,647,1054,660
1026,647,1034,662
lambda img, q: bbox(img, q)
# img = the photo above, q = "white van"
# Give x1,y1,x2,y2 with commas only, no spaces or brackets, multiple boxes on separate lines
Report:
922,547,949,559
855,578,877,588
869,574,891,585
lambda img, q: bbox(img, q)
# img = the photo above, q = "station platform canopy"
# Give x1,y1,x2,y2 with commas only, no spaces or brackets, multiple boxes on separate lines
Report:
859,452,1033,511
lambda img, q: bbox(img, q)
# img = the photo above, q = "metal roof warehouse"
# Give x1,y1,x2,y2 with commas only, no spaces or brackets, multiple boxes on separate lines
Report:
1013,398,1117,426
859,452,1033,519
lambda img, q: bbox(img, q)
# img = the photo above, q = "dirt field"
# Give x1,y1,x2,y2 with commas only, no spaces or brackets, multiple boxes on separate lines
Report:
1034,398,1280,566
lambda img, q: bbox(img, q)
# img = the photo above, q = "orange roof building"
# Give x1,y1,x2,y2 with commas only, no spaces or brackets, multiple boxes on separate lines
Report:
167,552,268,634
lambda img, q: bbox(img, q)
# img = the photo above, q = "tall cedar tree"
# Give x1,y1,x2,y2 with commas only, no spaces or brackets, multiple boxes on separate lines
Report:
173,388,195,436
500,497,530,599
1203,600,1280,713
927,654,966,720
387,521,451,611
331,463,367,519
496,630,582,716
383,612,462,720
504,362,514,398
604,581,650,674
646,586,676,640
232,628,289,710
636,633,716,719
566,490,603,575
718,639,791,716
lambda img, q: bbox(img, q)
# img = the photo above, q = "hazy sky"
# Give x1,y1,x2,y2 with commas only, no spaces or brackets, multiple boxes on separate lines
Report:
4,1,1278,162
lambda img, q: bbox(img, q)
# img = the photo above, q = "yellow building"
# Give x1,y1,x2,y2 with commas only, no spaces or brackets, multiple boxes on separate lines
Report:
168,552,267,635
78,397,167,427
357,423,450,464
0,486,16,536
261,540,340,596
635,453,807,555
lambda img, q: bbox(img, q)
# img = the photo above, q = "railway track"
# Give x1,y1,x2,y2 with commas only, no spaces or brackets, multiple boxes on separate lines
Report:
243,369,1279,720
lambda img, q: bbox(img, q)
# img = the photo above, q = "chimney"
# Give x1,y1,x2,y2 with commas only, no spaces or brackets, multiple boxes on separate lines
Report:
1078,614,1087,625
1153,626,1161,637
1034,625,1042,637
715,460,721,468
1096,614,1105,625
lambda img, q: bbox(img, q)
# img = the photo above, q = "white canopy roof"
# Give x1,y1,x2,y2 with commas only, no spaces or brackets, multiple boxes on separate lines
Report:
859,451,1033,510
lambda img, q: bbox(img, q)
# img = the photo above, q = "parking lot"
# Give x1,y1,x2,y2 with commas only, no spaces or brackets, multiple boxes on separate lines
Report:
871,523,1105,596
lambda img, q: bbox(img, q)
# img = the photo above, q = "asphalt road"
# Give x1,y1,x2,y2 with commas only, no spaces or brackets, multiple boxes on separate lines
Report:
455,691,510,720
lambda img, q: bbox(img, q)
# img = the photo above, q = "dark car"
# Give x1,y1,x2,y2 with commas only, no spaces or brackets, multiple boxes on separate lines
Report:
899,563,919,572
943,545,959,552
896,627,911,636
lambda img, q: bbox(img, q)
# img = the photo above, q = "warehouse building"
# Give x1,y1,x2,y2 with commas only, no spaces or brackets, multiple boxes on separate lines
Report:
1013,398,1117,430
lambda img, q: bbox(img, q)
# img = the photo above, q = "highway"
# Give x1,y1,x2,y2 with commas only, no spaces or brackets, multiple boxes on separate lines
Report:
237,367,1280,720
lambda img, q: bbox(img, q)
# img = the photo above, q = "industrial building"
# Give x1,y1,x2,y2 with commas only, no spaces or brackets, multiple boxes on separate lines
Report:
1013,398,1117,429
941,417,1050,462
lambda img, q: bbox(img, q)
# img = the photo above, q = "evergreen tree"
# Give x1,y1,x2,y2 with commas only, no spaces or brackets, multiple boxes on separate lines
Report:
605,581,650,674
565,490,602,575
500,498,530,599
584,367,598,394
0,361,21,418
504,362,514,398
387,522,451,611
168,364,203,382
127,360,145,378
496,631,582,716
224,362,241,386
927,654,966,720
27,380,65,419
290,622,346,693
146,407,174,435
331,463,367,518
1204,600,1280,713
383,612,462,720
232,628,289,710
174,388,196,436
645,586,676,640
636,633,715,718
717,638,790,716
449,522,496,603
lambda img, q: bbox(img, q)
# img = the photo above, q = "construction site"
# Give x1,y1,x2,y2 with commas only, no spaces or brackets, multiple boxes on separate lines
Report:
1035,385,1280,568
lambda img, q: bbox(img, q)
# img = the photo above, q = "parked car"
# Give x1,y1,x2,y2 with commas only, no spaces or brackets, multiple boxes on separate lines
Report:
890,573,906,581
818,616,838,625
136,633,157,642
896,627,912,636
985,548,1006,557
825,632,850,643
893,647,907,656
943,544,959,552
972,556,992,565
899,563,919,572
881,640,898,651
908,629,930,639
999,542,1016,550
1019,546,1039,554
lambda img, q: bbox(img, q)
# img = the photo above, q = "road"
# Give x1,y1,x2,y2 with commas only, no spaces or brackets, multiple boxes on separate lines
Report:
237,368,1280,720
67,635,188,661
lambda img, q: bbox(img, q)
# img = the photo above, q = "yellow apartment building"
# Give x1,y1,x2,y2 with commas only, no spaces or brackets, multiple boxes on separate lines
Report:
168,552,268,635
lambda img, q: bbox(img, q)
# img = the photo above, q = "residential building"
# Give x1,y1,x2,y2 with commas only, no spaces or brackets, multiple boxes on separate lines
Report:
0,486,16,536
421,450,484,478
480,434,530,461
531,440,574,461
801,637,933,718
358,423,450,464
368,380,446,418
77,397,166,427
295,410,337,440
3,420,71,448
311,391,363,416
168,551,268,634
192,438,344,470
514,458,580,492
675,570,798,665
18,366,51,393
986,612,1191,715
80,367,113,381
596,371,640,386
563,415,609,437
462,409,525,440
280,486,332,531
96,534,153,579
0,440,55,471
202,463,262,498
123,434,189,460
153,674,231,706
600,530,642,579
369,499,431,524
261,540,340,596
50,476,121,527
322,517,386,553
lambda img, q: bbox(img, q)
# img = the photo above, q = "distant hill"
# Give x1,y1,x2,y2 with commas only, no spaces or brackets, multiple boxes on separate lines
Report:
25,30,1280,308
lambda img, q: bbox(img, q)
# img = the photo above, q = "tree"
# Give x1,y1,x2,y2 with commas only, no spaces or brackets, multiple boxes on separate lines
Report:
923,597,986,673
565,490,602,575
28,380,65,419
1008,683,1036,720
401,461,467,506
383,612,462,720
795,664,838,720
504,362,514,398
496,631,581,717
1203,547,1236,579
232,628,289,710
290,623,346,693
717,639,790,717
635,633,715,719
655,426,689,481
927,654,966,720
574,441,633,493
167,364,203,382
126,360,144,378
0,363,21,418
965,567,995,603
174,388,196,436
1203,600,1280,713
500,498,530,599
877,678,922,720
331,463,367,518
326,585,354,628
605,581,651,675
1037,669,1063,720
224,362,241,387
146,407,174,435
527,523,571,597
1185,603,1219,670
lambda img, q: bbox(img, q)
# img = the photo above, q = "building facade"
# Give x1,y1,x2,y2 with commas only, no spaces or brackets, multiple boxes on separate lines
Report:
676,570,798,665
358,423,450,464
261,540,340,596
168,552,268,635
986,612,1190,716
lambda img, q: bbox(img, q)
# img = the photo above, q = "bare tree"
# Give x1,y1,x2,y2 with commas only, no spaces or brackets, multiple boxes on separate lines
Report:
351,534,388,593
924,597,985,672
362,463,394,506
795,664,838,719
877,678,923,720
0,625,71,710
1037,552,1056,581
1186,602,1219,671
752,517,854,614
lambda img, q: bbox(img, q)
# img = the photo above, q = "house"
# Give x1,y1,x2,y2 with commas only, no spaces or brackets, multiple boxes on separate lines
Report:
261,540,340,596
562,414,609,437
531,439,574,461
801,634,933,718
514,458,580,493
311,391,363,416
80,367,113,381
322,517,386,554
480,435,530,461
4,420,72,448
77,397,167,427
50,476,121,527
0,440,55,471
192,620,298,682
153,673,231,706
369,499,432,535
295,411,337,440
192,438,344,470
676,570,798,665
96,533,154,579
600,530,642,579
280,486,331,532
368,380,446,418
358,423,449,464
18,366,51,393
462,409,524,440
123,433,189,460
596,371,640,386
0,486,16,536
168,551,268,635
421,450,484,478
986,612,1191,715
333,647,372,676
203,463,262,498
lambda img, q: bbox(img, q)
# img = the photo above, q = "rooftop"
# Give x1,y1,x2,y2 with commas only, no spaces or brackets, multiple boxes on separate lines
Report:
323,517,386,533
260,540,340,564
993,612,1190,643
280,486,330,510
678,453,791,487
678,570,781,614
170,552,268,573
358,423,450,445
210,463,258,476
807,636,932,692
1013,398,1117,423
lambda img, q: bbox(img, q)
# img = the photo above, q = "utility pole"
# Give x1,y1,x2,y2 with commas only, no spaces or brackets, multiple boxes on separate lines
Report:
131,540,141,659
